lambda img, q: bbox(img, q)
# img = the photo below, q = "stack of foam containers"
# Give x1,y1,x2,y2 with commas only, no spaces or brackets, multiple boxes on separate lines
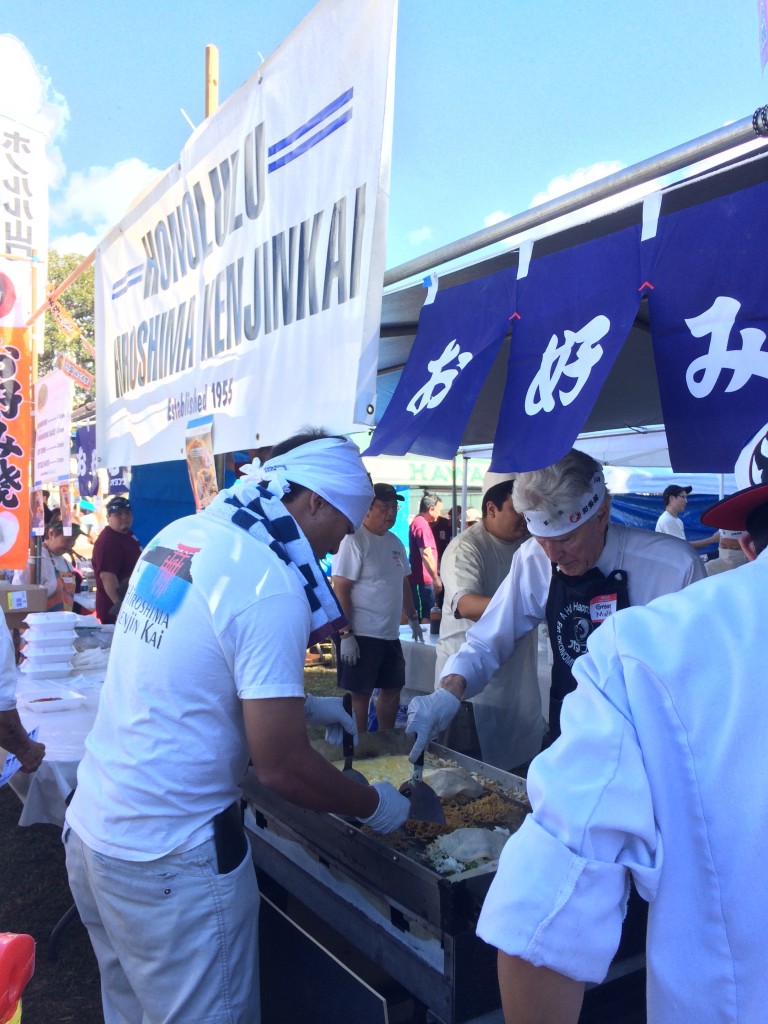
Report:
20,610,79,680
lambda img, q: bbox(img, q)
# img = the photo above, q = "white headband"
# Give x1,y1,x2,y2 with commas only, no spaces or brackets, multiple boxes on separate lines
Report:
240,437,373,531
521,469,606,538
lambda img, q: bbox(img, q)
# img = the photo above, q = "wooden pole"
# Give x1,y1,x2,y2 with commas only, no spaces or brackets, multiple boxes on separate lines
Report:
29,251,41,585
205,43,226,492
205,45,219,118
26,249,95,328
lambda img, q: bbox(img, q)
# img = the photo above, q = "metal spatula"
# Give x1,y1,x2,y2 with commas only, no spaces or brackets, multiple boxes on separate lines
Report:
341,693,369,785
400,750,445,824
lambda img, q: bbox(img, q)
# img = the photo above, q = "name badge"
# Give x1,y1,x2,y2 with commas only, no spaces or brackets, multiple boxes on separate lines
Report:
590,592,618,623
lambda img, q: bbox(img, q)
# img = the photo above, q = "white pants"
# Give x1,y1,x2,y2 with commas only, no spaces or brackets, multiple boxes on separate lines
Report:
64,826,260,1024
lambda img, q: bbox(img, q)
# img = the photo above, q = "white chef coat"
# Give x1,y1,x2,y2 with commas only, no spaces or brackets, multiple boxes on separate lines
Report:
478,550,768,1023
442,522,705,699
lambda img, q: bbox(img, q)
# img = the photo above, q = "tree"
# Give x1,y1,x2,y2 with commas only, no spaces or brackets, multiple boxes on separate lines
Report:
42,250,96,406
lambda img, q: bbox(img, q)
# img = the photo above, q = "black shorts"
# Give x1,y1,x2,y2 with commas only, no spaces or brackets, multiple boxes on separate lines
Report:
336,636,405,694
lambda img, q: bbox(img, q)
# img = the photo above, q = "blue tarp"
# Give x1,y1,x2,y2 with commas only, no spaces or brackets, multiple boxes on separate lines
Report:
610,492,720,555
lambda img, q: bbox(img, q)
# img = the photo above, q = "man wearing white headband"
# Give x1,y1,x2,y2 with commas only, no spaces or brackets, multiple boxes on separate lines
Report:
65,428,411,1024
407,448,706,757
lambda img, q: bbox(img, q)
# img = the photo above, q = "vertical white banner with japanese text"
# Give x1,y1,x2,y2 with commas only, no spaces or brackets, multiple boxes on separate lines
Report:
34,370,73,487
0,117,48,349
0,117,47,564
96,0,398,467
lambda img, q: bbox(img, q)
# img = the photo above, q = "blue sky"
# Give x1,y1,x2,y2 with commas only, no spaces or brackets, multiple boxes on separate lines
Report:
1,0,766,271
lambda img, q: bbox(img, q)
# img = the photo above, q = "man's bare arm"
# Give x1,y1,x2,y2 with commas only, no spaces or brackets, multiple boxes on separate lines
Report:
498,953,584,1024
0,710,45,773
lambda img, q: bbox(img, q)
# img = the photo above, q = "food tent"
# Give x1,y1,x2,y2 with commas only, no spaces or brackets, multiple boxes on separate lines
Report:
369,121,768,479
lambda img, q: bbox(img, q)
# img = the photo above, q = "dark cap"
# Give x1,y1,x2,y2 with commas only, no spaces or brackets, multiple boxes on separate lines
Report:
701,484,768,531
107,496,132,514
372,483,403,504
662,484,692,503
49,521,82,538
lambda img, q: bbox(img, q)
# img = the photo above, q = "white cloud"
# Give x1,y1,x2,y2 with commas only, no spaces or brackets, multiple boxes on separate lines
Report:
0,35,163,257
0,34,69,189
50,159,162,254
481,160,667,253
528,161,625,207
484,210,512,228
408,226,433,247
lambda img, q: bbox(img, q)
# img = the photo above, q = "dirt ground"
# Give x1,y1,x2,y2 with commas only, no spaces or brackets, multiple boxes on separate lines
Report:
0,782,102,1023
0,666,338,1023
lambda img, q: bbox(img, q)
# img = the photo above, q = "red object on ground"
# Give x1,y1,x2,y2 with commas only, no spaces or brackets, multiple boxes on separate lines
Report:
0,933,35,1024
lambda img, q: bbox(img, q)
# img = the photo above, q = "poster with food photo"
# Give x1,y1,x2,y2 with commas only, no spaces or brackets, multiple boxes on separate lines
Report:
185,415,219,512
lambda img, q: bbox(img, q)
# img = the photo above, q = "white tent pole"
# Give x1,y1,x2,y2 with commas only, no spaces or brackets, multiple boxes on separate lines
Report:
384,114,767,288
461,455,469,529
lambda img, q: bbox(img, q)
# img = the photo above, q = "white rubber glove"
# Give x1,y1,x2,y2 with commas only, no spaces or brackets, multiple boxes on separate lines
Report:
360,781,411,834
340,635,360,665
304,695,357,746
405,688,462,763
408,617,424,642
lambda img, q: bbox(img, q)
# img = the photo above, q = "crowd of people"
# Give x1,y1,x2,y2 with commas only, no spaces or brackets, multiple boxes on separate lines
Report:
5,436,765,1024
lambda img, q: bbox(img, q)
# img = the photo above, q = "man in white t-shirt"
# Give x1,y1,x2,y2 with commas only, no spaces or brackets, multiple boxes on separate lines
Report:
0,621,45,772
435,475,543,771
64,432,411,1024
655,484,719,550
333,483,422,734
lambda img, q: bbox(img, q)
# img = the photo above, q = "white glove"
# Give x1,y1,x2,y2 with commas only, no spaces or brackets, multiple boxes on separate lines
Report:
340,635,360,665
408,618,424,642
360,781,411,834
405,688,462,763
304,695,357,746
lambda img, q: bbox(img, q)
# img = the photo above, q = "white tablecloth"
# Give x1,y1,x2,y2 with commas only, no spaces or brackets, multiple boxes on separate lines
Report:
398,625,439,700
400,624,553,719
4,646,109,826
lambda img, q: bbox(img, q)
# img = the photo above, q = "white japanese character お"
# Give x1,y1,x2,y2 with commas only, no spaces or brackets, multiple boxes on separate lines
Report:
406,339,473,416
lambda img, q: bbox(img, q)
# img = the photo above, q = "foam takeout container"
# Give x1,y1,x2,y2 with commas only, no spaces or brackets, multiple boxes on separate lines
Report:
17,688,86,713
23,611,80,629
20,661,73,679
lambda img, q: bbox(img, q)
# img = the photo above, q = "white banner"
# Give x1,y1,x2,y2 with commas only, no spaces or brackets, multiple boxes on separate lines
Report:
0,116,48,340
33,369,73,486
96,0,398,467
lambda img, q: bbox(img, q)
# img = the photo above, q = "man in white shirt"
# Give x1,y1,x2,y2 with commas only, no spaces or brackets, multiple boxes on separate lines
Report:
478,482,768,1024
655,484,719,550
64,432,411,1024
333,483,422,734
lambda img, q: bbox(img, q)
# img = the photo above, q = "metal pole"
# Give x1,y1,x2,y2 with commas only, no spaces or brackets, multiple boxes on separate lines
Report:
383,114,767,288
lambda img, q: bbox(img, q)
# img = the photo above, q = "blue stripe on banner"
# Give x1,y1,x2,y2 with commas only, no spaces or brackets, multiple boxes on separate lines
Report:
268,88,353,156
268,111,353,173
111,264,144,300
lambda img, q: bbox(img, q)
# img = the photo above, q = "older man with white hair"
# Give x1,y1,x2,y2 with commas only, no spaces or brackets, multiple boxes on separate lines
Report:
407,448,706,758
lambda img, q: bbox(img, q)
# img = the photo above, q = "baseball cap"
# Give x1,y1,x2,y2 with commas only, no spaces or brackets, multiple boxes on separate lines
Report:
372,483,403,503
662,485,692,502
107,496,132,514
701,483,768,531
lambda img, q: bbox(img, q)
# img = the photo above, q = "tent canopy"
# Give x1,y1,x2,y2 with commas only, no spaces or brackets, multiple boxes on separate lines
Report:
371,141,768,475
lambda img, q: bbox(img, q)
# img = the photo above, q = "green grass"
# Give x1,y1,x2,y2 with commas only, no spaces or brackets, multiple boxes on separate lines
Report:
303,665,339,697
